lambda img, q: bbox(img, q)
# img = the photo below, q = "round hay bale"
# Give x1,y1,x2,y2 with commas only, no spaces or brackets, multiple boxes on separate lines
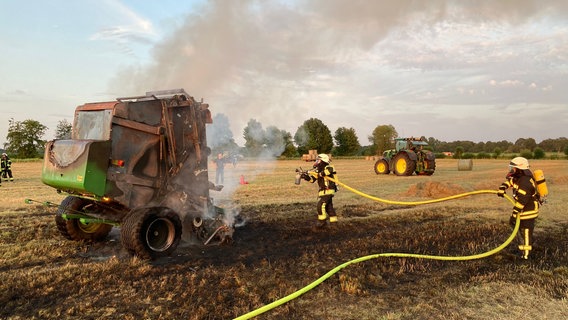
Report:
457,159,473,171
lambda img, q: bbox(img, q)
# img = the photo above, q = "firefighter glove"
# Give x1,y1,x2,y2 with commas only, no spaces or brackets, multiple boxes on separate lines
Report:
497,183,507,197
301,172,311,181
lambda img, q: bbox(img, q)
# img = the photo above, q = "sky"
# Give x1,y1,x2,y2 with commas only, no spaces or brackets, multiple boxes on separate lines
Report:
1,0,567,148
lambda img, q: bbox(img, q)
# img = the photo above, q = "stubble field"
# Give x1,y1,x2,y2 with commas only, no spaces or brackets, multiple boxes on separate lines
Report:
1,158,567,319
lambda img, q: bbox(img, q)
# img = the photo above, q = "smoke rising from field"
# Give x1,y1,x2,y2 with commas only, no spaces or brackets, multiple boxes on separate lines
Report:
109,0,567,145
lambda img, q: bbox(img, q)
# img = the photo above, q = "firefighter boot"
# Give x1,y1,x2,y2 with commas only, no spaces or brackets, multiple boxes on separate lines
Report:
518,244,531,260
317,211,328,226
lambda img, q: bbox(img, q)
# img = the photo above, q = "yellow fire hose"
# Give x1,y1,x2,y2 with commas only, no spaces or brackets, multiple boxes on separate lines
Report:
327,176,505,206
234,177,517,320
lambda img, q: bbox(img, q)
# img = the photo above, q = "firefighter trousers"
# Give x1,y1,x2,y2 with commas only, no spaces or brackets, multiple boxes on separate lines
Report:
509,216,536,259
317,195,337,222
2,169,13,180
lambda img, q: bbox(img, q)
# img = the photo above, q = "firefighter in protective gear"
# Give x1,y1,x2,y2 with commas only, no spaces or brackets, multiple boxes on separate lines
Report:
497,157,539,259
301,154,338,227
1,153,13,181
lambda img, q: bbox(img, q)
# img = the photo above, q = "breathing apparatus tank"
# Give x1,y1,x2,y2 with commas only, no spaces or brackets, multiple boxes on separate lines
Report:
533,169,548,201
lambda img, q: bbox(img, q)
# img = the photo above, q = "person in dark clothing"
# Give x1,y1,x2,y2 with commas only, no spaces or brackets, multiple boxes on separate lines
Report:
497,157,540,260
302,154,338,228
214,153,225,185
1,153,13,182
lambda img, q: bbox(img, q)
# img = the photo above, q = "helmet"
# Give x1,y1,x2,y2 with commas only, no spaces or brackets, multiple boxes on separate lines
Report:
317,154,330,163
509,157,529,170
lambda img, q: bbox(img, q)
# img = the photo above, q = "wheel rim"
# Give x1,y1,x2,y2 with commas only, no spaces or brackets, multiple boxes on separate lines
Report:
145,218,176,252
77,221,104,234
377,162,385,172
396,158,407,173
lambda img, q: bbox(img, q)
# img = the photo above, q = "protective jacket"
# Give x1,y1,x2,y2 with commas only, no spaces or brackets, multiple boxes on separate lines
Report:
0,157,9,171
309,164,337,196
500,170,539,220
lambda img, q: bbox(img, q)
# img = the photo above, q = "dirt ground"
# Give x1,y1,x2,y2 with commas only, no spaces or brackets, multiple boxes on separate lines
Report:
1,159,568,319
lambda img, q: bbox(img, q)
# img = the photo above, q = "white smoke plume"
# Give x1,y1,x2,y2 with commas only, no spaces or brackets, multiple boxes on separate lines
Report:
109,0,567,144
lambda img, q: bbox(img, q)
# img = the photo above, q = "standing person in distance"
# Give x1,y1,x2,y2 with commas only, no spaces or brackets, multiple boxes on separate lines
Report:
214,153,225,186
497,157,540,260
1,153,13,182
302,154,338,228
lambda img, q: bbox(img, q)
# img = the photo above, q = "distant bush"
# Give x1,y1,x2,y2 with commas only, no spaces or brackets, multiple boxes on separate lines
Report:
520,149,533,159
533,148,545,159
462,153,475,159
493,147,503,159
476,152,491,159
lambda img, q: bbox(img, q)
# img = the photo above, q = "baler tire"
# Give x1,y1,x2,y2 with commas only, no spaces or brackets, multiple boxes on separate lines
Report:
120,207,182,260
393,153,416,176
374,159,390,174
55,196,112,242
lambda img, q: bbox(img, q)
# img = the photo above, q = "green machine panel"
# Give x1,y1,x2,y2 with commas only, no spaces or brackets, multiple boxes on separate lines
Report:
42,140,111,196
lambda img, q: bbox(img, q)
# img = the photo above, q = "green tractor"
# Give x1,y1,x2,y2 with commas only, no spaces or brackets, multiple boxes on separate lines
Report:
374,137,436,176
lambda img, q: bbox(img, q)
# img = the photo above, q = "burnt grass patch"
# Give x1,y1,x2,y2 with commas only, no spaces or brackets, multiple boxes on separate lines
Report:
2,202,568,319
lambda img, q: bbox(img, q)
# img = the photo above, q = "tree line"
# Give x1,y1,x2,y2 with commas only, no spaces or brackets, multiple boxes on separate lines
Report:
206,114,568,159
3,116,568,159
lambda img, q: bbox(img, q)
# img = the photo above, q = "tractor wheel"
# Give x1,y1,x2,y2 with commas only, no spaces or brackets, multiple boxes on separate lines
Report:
422,162,435,176
393,153,416,176
374,159,390,174
55,196,113,242
120,207,182,260
422,152,436,176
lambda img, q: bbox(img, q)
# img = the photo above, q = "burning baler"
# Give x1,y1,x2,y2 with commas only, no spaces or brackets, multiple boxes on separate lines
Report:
41,89,234,259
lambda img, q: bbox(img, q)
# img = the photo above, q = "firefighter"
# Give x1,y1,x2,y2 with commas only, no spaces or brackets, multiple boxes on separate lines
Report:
302,154,338,228
497,157,539,259
1,153,13,181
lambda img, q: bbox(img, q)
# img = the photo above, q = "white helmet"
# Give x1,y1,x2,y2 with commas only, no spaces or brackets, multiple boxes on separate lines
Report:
317,154,330,163
509,157,529,170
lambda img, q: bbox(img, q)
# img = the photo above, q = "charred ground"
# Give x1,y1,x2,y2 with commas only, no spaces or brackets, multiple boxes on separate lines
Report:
2,202,568,320
1,160,568,319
